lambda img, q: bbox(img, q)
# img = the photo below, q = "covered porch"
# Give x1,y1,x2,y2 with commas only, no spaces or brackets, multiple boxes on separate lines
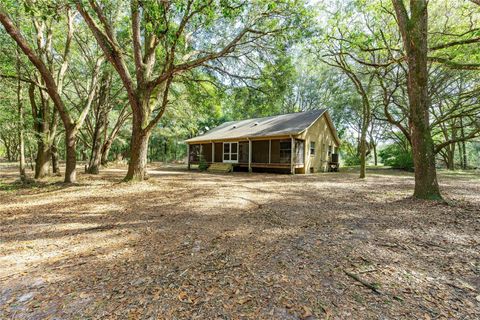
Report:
187,138,305,173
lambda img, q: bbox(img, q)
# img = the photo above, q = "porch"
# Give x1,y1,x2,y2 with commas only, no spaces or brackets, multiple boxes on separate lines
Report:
187,138,305,174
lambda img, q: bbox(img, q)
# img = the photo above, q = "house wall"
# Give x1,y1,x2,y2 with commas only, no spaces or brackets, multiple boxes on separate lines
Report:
296,114,339,173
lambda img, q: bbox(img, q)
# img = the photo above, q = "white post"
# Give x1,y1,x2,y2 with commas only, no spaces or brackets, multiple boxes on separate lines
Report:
187,143,191,170
211,142,214,163
290,137,295,175
304,140,307,174
248,139,252,173
268,139,271,164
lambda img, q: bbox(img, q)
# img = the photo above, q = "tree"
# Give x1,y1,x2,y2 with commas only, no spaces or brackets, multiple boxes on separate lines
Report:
322,53,373,178
391,0,442,199
76,0,307,181
0,3,101,183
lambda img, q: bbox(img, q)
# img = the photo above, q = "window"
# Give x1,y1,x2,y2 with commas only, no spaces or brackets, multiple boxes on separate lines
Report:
279,141,291,163
328,145,333,156
223,142,238,163
223,143,230,160
310,141,315,155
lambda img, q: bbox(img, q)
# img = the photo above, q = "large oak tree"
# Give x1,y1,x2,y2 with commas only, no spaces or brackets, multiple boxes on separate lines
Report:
391,0,442,199
75,0,306,181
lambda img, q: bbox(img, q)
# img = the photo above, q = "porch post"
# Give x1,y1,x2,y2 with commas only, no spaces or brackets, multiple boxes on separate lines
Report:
290,137,295,175
304,139,307,174
187,143,191,170
248,139,252,173
268,139,271,164
211,142,215,163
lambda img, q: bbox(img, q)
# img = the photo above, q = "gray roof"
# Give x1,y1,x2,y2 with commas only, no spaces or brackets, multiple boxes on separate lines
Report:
186,109,328,143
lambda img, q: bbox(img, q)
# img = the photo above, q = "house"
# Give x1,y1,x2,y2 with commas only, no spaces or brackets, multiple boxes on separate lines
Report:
185,109,341,174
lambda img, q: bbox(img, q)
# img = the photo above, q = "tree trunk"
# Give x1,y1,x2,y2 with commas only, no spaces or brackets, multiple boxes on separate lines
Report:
446,144,455,171
125,121,150,181
101,139,112,166
29,83,54,179
35,141,51,179
4,142,12,162
359,131,367,178
26,143,34,170
459,117,468,169
64,127,77,183
87,133,103,174
82,147,88,162
51,143,61,175
17,80,26,181
87,70,110,174
16,44,26,180
393,0,442,200
359,98,369,178
87,107,105,174
408,16,441,198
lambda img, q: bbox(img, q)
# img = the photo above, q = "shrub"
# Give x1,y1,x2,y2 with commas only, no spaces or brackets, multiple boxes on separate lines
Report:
198,155,208,171
343,153,360,166
379,143,413,170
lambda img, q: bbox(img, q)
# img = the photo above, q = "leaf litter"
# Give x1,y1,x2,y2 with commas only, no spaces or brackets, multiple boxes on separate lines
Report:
0,164,479,319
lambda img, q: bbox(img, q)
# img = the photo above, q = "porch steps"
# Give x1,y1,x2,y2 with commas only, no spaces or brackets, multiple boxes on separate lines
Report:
208,163,233,173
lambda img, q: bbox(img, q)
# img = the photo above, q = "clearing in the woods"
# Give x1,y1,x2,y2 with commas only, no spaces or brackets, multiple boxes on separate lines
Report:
0,164,479,319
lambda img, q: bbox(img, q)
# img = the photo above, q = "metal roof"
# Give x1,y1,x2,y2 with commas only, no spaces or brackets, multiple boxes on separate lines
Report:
186,109,329,143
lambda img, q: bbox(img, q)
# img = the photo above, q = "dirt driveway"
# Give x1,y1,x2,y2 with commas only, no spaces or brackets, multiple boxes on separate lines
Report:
1,164,479,319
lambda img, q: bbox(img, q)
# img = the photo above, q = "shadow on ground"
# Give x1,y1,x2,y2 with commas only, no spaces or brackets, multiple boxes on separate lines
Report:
0,163,479,319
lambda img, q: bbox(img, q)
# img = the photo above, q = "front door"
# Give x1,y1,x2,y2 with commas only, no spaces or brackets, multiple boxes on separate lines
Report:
223,142,238,163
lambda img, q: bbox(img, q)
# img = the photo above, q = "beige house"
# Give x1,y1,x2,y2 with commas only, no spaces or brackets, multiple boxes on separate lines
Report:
185,109,341,174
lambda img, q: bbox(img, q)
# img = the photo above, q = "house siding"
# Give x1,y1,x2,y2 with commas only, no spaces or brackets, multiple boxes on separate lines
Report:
297,114,339,173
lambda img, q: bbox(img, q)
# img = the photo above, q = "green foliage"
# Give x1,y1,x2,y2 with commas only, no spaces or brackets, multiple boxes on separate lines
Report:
198,155,208,171
343,153,361,166
224,51,298,120
379,144,414,170
338,139,361,166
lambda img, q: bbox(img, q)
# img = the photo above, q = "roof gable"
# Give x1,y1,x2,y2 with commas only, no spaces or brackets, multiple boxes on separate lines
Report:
186,109,328,143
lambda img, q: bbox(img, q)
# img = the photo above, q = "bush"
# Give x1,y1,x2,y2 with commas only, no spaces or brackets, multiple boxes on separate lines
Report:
343,153,360,166
198,155,208,171
379,143,413,170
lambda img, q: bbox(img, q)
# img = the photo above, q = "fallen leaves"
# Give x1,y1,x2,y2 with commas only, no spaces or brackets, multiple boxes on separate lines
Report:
0,164,479,319
178,291,193,304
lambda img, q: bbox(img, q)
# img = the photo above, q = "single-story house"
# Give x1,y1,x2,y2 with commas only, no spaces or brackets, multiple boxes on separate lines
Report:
185,109,341,174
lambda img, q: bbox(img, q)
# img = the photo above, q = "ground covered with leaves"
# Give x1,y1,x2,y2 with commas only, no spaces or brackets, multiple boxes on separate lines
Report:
0,163,479,319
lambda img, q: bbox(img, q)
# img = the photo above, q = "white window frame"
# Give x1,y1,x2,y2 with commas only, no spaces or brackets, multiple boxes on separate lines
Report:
310,141,315,156
223,142,238,163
